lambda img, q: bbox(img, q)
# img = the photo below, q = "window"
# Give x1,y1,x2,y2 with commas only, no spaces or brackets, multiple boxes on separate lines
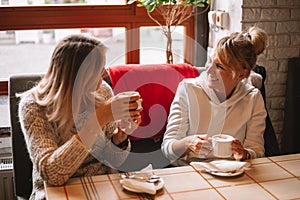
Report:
6,0,127,6
0,3,197,94
140,26,185,64
0,27,126,80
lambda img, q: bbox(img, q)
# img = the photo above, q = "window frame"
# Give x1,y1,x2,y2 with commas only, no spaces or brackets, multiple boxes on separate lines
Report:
0,3,195,95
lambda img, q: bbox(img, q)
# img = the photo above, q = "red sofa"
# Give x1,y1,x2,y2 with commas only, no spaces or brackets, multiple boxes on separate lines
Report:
107,63,200,170
108,63,200,141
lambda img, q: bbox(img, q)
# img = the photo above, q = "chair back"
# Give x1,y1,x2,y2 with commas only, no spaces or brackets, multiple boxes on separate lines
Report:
9,74,42,199
108,63,200,141
253,65,280,156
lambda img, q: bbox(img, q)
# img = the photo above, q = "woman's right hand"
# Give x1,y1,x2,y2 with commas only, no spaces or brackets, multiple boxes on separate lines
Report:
96,94,143,127
185,135,212,155
172,134,212,158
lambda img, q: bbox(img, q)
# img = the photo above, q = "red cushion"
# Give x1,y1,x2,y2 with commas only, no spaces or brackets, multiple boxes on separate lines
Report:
108,63,199,140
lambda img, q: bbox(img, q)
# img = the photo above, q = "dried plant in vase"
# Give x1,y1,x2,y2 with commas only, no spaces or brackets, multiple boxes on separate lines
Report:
128,0,210,64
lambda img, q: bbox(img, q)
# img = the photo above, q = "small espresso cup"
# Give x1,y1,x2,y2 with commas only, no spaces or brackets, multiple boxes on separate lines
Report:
212,134,234,158
117,91,142,110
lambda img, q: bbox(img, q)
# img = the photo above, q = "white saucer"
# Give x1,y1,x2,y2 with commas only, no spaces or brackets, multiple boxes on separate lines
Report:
121,178,164,193
207,168,244,177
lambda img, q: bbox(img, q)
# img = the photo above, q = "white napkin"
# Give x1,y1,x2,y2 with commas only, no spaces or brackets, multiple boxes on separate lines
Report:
120,164,157,195
190,160,250,173
120,179,157,195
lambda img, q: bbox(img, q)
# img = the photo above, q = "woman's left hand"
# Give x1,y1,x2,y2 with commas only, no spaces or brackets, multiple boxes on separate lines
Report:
232,138,249,161
118,117,141,135
112,127,128,145
112,117,142,145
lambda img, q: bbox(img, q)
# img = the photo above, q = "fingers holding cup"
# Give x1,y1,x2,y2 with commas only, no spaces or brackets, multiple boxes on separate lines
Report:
136,98,143,110
111,91,143,120
117,91,143,111
128,96,143,111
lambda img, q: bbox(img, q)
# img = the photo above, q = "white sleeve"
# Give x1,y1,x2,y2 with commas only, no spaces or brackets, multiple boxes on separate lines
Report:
161,81,190,161
244,91,267,158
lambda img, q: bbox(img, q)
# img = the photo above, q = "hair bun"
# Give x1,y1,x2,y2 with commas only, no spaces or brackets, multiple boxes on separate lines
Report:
246,27,269,55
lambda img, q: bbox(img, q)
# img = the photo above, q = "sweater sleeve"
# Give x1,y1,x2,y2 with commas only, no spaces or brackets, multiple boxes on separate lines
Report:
161,81,190,161
19,95,90,186
91,135,130,169
244,91,267,158
87,80,130,169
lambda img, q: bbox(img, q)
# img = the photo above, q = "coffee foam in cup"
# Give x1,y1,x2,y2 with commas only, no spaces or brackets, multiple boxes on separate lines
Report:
212,134,234,158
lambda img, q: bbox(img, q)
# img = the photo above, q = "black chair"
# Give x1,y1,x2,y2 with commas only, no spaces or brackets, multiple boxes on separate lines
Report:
282,57,300,154
9,74,42,199
253,65,280,156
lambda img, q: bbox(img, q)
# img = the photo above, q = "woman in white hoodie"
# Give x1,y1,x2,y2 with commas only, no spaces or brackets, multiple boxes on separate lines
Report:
162,27,269,165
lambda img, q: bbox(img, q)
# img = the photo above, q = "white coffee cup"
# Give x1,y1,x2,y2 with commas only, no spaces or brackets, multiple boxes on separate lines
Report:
117,91,142,110
212,134,234,158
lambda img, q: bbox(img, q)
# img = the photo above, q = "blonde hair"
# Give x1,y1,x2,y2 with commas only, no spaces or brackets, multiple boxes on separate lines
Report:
30,35,107,133
216,26,269,77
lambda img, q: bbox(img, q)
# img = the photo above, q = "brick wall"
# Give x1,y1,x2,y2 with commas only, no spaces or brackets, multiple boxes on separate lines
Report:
209,0,300,149
242,0,300,148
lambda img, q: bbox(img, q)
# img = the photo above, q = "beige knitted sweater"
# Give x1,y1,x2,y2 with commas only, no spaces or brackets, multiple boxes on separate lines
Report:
18,81,130,200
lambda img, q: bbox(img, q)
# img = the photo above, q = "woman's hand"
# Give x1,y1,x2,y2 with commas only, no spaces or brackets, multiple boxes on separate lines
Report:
232,138,249,160
172,134,212,158
186,135,212,155
112,116,142,145
96,94,143,127
118,117,142,135
111,127,129,146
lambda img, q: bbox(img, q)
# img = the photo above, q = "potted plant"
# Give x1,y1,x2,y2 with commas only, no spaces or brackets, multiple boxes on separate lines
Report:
128,0,210,64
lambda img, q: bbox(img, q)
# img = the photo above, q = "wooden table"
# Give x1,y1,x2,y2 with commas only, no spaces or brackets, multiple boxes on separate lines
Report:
45,153,300,200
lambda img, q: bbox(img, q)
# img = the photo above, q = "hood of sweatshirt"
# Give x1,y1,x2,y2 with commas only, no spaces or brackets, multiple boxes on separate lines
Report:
195,71,256,108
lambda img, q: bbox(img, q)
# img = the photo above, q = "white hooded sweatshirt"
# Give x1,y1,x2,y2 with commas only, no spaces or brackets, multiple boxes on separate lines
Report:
162,72,267,164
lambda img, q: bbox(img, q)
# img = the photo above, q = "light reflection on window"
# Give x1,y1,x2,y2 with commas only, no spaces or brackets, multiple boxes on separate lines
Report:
0,25,186,79
0,27,125,80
